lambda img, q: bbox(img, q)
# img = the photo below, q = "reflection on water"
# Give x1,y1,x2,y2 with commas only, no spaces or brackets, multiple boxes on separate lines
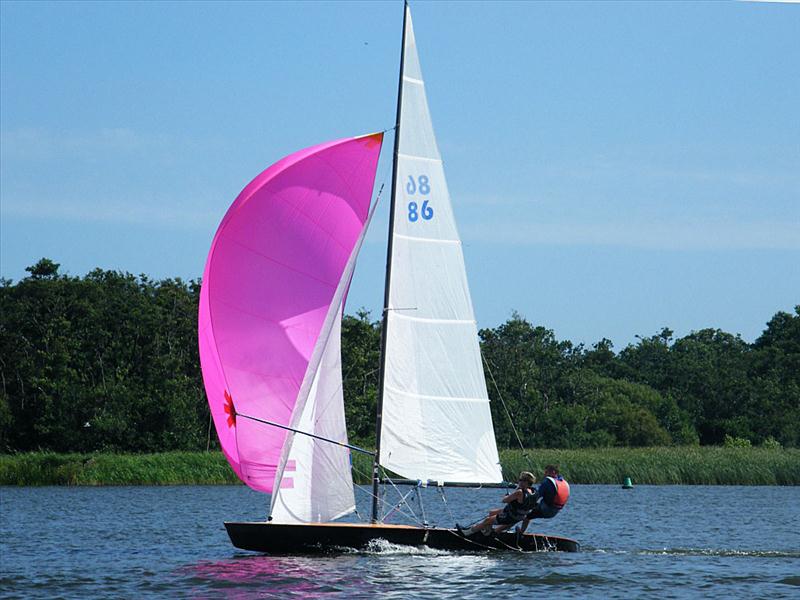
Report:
180,547,508,599
2,485,799,599
183,555,371,597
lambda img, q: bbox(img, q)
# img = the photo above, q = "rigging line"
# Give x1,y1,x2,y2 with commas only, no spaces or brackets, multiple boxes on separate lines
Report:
371,463,425,526
351,483,421,525
372,152,393,208
443,528,501,553
348,461,422,525
267,434,421,526
372,0,408,525
437,486,456,524
382,487,418,522
269,433,434,528
481,352,529,457
445,515,523,553
234,412,375,456
294,436,423,526
490,529,526,553
378,464,424,526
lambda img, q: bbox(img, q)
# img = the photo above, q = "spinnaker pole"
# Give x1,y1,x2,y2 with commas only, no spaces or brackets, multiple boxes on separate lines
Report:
371,0,408,524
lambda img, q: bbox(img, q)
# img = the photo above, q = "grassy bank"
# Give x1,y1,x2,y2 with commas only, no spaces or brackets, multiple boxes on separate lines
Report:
0,451,240,486
498,447,800,486
2,447,798,486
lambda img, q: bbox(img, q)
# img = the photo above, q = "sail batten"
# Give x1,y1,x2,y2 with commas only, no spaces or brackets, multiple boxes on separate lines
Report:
378,5,502,485
396,153,441,163
391,314,475,325
394,233,459,244
384,384,489,404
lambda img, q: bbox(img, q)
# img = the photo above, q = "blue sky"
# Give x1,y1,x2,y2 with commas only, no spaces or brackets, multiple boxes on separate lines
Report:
1,1,798,348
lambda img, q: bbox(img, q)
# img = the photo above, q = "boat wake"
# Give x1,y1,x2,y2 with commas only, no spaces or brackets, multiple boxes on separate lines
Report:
334,538,452,556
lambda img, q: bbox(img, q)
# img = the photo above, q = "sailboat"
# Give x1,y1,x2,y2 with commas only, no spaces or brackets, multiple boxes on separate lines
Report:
198,2,578,554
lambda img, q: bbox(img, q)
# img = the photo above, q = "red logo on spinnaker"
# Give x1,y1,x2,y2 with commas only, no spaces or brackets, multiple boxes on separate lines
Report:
223,390,236,427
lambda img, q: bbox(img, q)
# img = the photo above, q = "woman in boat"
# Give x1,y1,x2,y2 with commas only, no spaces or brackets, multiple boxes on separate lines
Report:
519,465,570,532
456,471,538,537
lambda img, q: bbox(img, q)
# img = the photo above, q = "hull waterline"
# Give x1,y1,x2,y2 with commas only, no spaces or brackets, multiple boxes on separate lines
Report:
225,522,579,553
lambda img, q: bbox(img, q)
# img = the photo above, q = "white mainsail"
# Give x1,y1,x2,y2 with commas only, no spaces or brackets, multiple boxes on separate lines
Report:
379,5,503,483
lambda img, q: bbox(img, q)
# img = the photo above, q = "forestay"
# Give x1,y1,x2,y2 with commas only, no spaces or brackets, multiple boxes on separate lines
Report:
379,6,502,484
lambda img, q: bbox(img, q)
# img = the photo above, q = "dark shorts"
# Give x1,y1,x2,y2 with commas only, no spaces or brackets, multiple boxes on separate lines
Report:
495,510,521,526
526,499,560,520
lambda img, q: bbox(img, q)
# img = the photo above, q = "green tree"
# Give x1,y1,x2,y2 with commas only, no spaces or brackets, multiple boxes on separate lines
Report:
1,259,796,452
748,306,800,446
340,310,381,444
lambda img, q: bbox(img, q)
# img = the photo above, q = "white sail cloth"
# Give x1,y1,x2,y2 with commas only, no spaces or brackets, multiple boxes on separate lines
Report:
379,6,503,484
270,151,383,523
270,310,355,523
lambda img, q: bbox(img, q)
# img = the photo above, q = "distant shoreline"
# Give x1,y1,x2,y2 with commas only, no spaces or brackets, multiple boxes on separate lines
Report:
2,447,798,486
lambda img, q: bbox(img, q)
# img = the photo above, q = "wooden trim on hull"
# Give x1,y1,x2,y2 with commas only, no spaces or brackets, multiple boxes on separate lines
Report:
224,522,580,553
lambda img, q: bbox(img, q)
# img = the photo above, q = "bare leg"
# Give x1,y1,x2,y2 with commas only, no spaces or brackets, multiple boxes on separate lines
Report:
460,512,499,536
475,513,498,532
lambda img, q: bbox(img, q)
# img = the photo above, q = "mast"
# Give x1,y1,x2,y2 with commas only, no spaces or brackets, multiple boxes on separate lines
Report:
371,0,408,524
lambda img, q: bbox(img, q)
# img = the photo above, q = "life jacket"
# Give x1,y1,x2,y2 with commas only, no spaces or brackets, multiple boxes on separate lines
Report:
546,476,570,509
504,487,538,520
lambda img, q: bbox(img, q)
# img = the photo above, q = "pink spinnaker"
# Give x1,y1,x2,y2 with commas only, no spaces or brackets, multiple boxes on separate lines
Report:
198,133,384,493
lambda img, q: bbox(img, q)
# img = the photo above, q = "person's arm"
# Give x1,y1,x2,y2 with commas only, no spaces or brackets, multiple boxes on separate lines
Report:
501,488,522,504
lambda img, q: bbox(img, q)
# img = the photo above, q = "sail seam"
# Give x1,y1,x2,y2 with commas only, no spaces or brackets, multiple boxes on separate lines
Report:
385,384,488,404
224,236,338,288
403,75,424,85
394,233,460,245
389,313,475,325
397,152,440,163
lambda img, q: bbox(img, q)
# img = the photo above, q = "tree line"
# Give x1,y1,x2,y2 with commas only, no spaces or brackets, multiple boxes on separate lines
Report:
1,258,797,453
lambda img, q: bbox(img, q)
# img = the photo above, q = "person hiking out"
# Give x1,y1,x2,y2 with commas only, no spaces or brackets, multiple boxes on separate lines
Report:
456,471,537,537
519,464,570,532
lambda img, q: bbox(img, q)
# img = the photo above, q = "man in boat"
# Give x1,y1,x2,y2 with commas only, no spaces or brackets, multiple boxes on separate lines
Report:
519,464,570,532
455,471,537,537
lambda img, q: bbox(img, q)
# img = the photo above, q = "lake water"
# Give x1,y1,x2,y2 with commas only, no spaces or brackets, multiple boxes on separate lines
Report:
1,484,798,599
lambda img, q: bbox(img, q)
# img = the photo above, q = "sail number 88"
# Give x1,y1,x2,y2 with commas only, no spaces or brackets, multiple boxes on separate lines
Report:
407,175,433,222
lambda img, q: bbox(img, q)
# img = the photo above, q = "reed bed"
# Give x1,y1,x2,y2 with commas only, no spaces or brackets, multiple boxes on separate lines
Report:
1,447,797,486
0,451,240,486
499,447,800,486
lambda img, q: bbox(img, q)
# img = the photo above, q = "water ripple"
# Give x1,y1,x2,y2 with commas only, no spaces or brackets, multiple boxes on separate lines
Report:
3,485,799,599
501,573,609,585
639,548,800,558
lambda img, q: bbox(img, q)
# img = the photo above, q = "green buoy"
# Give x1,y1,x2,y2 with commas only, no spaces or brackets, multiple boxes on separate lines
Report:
622,476,633,489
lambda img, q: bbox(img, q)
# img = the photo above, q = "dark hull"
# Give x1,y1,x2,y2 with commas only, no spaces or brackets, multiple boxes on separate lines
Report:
225,522,579,553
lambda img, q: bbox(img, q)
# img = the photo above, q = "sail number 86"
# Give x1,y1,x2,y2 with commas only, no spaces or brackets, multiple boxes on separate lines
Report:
407,175,433,222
